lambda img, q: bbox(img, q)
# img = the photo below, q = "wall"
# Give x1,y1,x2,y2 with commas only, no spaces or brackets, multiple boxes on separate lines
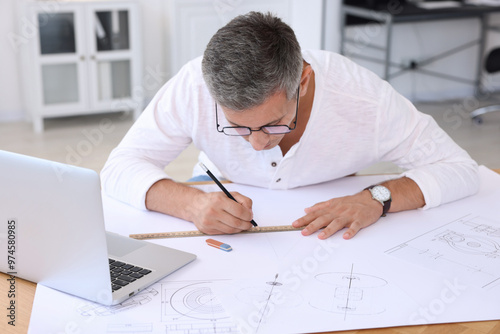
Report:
164,0,324,78
0,0,24,121
331,4,500,102
3,0,500,123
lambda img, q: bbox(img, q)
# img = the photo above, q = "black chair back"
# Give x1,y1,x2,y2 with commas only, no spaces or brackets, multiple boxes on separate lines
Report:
485,48,500,74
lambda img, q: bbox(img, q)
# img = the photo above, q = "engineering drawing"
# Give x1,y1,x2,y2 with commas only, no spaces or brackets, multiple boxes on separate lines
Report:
309,264,388,319
386,214,500,290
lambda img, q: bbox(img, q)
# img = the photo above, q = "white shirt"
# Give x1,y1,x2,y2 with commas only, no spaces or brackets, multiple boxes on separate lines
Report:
101,50,479,211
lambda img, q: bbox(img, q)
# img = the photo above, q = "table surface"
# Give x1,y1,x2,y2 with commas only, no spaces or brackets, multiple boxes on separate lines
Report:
3,168,500,334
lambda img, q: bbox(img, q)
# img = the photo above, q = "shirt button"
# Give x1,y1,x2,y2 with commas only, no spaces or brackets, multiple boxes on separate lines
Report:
271,162,277,167
276,178,281,183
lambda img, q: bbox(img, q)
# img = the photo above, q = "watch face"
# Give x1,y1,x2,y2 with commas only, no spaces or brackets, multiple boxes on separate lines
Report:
371,185,391,201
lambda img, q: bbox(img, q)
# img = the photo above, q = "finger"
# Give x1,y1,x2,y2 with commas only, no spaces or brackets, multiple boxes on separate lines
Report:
231,192,253,211
304,200,330,214
214,208,254,233
195,199,252,234
198,217,252,235
300,214,338,236
195,219,225,235
210,192,253,222
292,211,319,228
342,221,363,240
215,221,253,234
317,217,349,240
223,200,254,223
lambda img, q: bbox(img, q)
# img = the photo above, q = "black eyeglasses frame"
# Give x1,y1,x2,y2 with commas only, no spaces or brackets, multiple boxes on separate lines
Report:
215,86,300,136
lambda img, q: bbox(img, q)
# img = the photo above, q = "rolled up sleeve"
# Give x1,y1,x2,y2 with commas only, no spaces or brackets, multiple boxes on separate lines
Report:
377,84,479,209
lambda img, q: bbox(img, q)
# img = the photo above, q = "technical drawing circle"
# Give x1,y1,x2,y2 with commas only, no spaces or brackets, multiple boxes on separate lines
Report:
170,282,229,320
467,241,481,248
310,272,387,316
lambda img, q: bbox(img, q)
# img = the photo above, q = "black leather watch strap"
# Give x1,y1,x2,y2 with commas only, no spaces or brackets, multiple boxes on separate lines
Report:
364,185,392,217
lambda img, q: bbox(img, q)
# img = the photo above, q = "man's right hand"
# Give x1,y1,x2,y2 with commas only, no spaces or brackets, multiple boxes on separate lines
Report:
145,179,254,235
190,191,254,234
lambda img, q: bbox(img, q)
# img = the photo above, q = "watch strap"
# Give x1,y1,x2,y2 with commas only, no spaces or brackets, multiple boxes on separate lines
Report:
364,185,392,217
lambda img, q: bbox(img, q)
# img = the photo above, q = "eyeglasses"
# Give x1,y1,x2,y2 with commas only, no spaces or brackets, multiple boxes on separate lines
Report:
216,86,300,136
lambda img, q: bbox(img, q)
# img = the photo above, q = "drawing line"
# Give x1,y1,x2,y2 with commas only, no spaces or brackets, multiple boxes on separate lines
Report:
160,280,240,334
386,214,500,289
386,214,472,253
483,277,500,289
310,270,387,316
265,234,280,260
169,282,223,321
344,264,354,320
183,295,218,320
256,273,279,333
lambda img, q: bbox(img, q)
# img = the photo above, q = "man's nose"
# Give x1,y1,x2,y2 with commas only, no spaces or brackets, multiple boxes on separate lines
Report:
248,131,270,151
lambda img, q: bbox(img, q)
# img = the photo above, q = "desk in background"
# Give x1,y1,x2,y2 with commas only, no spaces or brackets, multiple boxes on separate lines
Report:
3,168,500,333
340,1,500,95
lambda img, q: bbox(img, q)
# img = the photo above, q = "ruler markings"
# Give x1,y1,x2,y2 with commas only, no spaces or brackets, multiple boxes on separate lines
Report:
129,225,304,240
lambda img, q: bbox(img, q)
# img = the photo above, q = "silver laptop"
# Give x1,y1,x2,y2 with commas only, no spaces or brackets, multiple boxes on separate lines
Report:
0,150,196,305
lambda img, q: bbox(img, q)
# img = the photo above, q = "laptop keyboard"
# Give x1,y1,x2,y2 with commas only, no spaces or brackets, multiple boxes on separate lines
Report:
109,258,152,292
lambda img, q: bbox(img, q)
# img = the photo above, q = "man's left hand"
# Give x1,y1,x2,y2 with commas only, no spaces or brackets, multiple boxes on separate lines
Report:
292,190,383,239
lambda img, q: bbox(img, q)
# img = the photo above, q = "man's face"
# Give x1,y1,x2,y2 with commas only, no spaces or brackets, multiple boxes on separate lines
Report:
220,91,297,151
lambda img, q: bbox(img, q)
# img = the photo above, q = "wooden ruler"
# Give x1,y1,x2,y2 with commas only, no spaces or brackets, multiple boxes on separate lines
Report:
129,225,305,240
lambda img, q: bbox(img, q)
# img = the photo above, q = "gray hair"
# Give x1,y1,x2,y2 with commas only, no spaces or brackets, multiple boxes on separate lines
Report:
202,11,303,111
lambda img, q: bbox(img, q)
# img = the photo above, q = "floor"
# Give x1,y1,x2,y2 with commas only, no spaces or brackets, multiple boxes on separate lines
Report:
0,111,200,181
1,99,499,181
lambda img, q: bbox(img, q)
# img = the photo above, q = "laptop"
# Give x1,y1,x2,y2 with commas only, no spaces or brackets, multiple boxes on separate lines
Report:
0,150,196,305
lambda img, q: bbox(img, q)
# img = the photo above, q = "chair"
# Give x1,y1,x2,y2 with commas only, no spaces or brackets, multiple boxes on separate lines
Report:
471,48,500,124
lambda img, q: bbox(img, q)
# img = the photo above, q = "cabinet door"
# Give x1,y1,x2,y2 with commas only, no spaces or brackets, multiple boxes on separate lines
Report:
86,3,141,112
33,4,89,116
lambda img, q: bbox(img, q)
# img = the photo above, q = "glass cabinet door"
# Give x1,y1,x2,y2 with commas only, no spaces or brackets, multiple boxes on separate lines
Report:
36,8,86,110
41,63,80,105
94,10,130,51
89,5,136,106
96,60,131,100
38,12,76,54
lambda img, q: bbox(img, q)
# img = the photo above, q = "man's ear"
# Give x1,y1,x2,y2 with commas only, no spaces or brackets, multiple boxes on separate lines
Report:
299,64,313,98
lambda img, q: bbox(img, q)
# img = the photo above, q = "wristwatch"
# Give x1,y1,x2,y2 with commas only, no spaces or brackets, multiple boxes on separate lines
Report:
364,185,392,217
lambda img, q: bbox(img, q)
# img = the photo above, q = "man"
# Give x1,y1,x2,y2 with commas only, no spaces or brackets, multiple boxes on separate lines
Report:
101,12,479,240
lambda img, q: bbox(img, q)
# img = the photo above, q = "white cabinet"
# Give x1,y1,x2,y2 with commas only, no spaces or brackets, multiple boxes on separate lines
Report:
20,0,142,132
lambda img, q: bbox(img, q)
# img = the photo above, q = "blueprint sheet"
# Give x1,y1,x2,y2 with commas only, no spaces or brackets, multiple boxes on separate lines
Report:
28,166,500,333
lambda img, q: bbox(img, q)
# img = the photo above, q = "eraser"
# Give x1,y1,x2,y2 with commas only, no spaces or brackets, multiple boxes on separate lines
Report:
206,238,232,252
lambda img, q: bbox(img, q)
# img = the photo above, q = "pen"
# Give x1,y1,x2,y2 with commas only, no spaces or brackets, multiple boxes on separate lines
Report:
199,162,258,227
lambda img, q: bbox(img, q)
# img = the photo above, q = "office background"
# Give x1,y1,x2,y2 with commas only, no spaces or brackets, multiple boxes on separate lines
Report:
0,0,499,179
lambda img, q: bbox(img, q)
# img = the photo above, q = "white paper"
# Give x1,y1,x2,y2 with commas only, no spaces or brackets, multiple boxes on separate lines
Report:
28,166,500,333
386,213,500,289
29,278,240,333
